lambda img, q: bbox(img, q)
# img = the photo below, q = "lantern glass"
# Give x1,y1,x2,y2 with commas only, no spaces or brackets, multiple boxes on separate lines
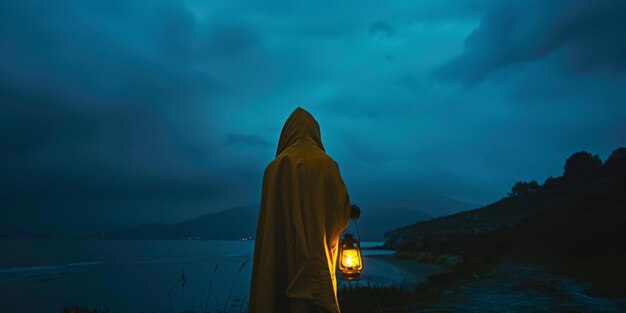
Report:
341,247,360,268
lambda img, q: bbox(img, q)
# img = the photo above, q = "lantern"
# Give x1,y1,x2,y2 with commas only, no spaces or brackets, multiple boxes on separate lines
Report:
337,231,363,281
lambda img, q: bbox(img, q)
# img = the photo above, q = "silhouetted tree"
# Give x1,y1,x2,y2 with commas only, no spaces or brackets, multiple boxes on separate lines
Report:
563,151,602,183
602,147,626,177
508,180,539,197
542,176,564,193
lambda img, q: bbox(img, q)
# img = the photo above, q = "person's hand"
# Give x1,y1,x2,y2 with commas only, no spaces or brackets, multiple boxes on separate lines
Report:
350,204,361,220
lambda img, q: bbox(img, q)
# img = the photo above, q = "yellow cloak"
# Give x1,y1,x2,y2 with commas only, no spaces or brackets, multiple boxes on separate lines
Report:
248,107,352,313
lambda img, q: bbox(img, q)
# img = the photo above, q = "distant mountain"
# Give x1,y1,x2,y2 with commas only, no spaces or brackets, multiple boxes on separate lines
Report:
90,193,473,241
91,206,433,241
351,189,478,241
90,206,258,240
347,209,431,242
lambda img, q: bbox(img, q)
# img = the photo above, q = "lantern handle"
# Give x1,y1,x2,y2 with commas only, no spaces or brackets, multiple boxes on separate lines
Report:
348,204,362,242
354,218,362,243
345,216,362,244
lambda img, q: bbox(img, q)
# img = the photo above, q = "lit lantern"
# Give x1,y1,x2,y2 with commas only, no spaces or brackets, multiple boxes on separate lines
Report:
337,231,363,281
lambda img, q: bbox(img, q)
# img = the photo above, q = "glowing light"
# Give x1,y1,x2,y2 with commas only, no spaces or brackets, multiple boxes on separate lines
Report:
337,232,363,281
342,249,360,268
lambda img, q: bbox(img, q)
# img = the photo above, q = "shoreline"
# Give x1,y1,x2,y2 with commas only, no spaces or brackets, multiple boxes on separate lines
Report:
365,254,447,286
336,252,447,289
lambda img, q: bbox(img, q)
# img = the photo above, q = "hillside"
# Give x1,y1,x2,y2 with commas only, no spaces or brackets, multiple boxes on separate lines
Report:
383,147,626,295
385,148,626,249
512,175,626,295
383,194,563,249
91,206,258,240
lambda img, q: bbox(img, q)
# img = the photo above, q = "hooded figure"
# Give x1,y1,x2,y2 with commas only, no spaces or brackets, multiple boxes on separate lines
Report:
249,107,352,313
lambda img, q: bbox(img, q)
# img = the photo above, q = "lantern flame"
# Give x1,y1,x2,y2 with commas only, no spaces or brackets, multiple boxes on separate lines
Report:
342,249,360,268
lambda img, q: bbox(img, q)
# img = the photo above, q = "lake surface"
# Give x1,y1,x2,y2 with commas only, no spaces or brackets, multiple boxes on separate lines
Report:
0,240,441,313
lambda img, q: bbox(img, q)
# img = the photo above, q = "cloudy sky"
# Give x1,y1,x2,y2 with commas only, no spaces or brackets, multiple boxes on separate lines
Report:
2,0,625,235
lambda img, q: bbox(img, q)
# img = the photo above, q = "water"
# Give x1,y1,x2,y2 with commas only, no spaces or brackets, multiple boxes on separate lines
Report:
1,240,256,313
0,240,438,313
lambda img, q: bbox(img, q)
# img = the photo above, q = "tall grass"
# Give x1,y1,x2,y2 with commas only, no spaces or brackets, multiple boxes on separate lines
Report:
161,260,249,313
222,259,249,313
168,269,183,313
202,265,219,313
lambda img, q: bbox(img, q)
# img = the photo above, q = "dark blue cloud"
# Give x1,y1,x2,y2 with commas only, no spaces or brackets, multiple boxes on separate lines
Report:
433,0,626,84
0,0,246,232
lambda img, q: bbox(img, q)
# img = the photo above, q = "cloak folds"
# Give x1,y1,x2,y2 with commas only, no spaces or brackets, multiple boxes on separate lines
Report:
249,108,352,313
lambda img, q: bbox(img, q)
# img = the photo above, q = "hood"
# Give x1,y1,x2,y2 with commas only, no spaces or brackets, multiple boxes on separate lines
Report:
276,107,325,156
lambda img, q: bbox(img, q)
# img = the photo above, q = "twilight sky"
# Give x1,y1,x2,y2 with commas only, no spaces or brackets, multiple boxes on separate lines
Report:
2,0,625,235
